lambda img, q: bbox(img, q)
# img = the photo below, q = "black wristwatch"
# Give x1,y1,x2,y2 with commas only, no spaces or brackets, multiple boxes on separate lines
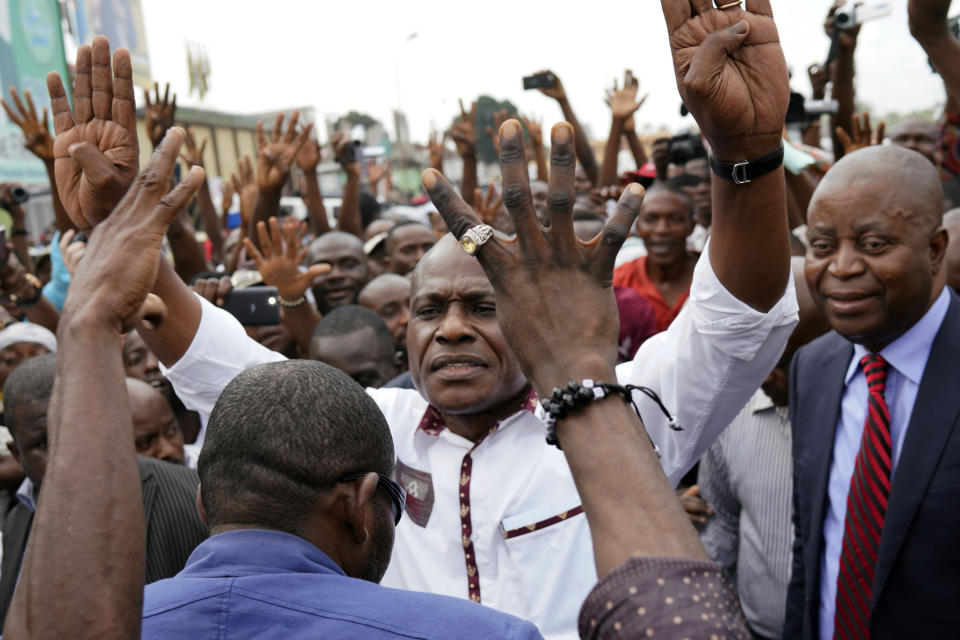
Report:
710,143,785,185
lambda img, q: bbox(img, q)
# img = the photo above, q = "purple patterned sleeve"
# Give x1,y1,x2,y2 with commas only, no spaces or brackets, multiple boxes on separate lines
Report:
579,557,749,640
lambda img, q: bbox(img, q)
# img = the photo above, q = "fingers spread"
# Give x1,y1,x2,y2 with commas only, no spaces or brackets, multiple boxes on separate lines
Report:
0,98,21,127
284,111,300,143
155,165,205,228
111,49,136,131
91,36,114,120
137,127,187,200
592,184,645,281
242,236,264,265
422,169,481,241
256,121,267,150
74,45,93,124
271,114,284,143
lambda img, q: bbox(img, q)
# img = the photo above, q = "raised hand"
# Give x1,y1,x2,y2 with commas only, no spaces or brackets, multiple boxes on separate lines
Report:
1,88,54,160
534,69,567,102
808,63,830,100
179,127,207,168
472,182,504,227
243,217,330,301
221,180,235,216
59,229,86,278
296,136,321,173
427,132,446,170
835,112,885,156
449,99,478,157
521,115,544,148
46,36,139,232
192,275,233,307
256,111,313,192
330,131,359,169
485,109,514,156
368,161,391,188
144,82,177,149
422,120,645,393
64,127,204,331
662,0,789,161
231,155,257,229
605,69,648,121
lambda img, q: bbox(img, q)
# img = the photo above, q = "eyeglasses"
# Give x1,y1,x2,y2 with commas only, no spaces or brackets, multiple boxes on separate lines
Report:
338,471,407,525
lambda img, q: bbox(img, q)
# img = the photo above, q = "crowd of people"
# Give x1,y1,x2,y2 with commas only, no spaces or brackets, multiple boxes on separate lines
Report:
0,0,957,638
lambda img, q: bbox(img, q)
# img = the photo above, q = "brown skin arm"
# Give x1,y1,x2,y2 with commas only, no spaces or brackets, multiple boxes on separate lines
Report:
423,120,706,579
536,71,599,187
624,127,649,169
449,100,478,207
664,0,791,312
297,138,331,236
785,168,819,229
3,122,204,639
826,3,859,161
166,208,208,283
180,129,223,264
909,0,960,105
330,131,363,238
601,71,647,187
1,188,32,275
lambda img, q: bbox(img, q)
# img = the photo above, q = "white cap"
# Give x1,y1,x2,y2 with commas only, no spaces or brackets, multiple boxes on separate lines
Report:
0,323,57,354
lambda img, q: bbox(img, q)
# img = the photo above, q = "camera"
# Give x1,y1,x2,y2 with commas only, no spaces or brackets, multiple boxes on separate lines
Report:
786,92,839,125
833,1,892,31
668,133,706,166
523,72,556,91
0,186,29,209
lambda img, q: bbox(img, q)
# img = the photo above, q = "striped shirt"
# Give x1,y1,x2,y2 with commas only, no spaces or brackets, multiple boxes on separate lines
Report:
699,389,794,639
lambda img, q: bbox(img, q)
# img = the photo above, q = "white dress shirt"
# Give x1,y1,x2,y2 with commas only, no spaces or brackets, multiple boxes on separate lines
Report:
162,242,798,639
818,287,950,640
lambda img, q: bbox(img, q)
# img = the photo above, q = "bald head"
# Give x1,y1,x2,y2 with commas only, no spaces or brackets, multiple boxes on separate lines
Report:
812,146,944,231
411,234,484,292
127,377,185,465
889,117,938,165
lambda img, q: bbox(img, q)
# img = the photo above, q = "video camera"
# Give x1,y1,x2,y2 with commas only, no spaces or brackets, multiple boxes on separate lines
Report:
667,132,706,166
0,186,29,209
786,92,839,125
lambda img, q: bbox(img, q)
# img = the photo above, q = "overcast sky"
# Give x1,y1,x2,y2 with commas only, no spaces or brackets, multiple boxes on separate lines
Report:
139,0,945,142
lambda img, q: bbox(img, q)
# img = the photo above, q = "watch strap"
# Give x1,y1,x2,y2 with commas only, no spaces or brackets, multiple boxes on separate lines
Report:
710,143,785,185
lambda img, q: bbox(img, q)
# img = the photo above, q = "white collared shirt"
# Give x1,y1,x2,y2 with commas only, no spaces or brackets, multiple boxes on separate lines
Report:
162,241,798,639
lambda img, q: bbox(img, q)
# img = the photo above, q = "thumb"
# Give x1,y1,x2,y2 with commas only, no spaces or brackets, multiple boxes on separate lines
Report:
122,293,167,333
154,166,205,228
680,485,700,498
68,141,117,185
305,263,332,279
685,21,750,96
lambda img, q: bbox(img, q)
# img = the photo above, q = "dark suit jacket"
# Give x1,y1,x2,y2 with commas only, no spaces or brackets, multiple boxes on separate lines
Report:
0,456,208,628
785,290,960,639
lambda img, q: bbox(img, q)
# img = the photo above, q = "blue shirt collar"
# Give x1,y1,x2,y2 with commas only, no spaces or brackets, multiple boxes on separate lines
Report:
845,287,951,385
15,477,38,513
179,529,346,578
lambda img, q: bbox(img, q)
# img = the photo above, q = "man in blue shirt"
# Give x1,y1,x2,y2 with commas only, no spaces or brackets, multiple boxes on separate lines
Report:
142,359,542,640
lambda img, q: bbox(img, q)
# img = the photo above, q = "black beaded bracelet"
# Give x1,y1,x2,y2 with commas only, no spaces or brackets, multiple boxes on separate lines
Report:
541,379,682,450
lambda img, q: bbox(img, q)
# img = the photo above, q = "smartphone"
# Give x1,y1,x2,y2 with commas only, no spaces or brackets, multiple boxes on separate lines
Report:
523,72,556,91
221,286,280,326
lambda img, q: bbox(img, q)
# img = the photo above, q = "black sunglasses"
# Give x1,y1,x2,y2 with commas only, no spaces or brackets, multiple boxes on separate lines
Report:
338,471,407,525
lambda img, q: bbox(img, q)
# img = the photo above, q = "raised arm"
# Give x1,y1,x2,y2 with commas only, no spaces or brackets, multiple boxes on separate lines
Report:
0,88,74,234
449,100,478,207
825,2,859,161
297,136,331,236
521,116,549,182
535,71,600,186
909,0,960,104
181,128,224,264
664,0,791,311
330,131,363,238
249,112,313,251
600,70,647,187
4,95,204,640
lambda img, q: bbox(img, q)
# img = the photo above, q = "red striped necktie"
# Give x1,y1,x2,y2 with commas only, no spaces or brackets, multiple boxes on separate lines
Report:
834,354,891,640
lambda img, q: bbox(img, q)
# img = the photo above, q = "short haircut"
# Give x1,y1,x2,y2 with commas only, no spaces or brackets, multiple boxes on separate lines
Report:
3,353,56,435
668,174,703,188
385,220,431,253
198,360,394,535
309,305,394,359
646,182,695,214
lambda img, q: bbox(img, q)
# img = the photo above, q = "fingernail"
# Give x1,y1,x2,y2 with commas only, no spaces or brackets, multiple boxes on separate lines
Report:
627,183,644,196
421,169,438,189
500,119,520,139
552,123,571,144
732,20,748,35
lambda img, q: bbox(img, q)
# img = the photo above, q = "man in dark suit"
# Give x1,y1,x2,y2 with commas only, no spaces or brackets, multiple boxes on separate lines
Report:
785,145,959,639
0,354,208,627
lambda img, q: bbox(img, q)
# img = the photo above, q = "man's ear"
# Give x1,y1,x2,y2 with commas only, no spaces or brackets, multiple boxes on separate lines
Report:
195,483,209,528
7,440,20,464
342,472,379,544
930,227,949,276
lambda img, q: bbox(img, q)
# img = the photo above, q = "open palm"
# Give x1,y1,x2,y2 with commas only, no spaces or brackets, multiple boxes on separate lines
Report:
663,0,788,159
47,36,139,231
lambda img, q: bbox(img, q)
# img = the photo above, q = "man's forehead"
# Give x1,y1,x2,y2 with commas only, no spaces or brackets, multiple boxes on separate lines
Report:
413,248,492,297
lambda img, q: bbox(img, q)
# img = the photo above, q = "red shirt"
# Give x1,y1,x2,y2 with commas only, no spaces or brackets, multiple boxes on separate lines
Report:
614,286,657,362
613,256,690,332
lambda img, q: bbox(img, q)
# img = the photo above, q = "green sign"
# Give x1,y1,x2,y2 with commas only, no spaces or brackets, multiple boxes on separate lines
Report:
0,0,71,185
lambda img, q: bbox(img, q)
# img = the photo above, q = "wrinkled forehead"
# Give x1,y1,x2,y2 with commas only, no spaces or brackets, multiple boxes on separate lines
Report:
412,240,493,299
308,238,365,264
809,173,925,232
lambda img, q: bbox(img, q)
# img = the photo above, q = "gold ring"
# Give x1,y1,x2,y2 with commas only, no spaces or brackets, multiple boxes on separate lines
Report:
717,1,742,9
